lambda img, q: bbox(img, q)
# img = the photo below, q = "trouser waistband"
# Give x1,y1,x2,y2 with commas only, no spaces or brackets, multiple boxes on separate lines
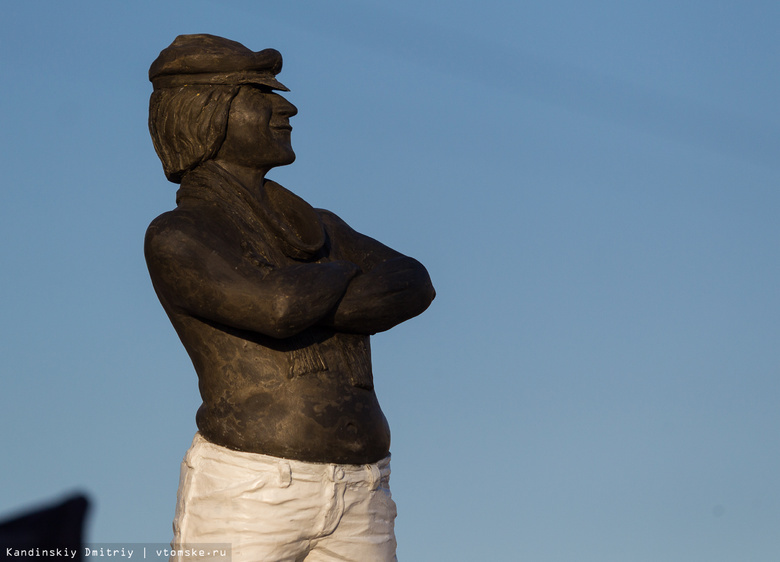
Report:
187,432,390,487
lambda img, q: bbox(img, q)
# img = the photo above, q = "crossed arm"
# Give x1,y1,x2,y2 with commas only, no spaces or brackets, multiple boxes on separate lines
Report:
145,210,435,338
316,210,435,334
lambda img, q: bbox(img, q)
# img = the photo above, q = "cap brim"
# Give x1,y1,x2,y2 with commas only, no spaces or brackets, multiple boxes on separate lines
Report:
152,70,289,91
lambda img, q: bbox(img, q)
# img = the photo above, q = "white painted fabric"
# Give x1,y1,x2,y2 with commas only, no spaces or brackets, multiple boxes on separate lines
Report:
171,433,398,562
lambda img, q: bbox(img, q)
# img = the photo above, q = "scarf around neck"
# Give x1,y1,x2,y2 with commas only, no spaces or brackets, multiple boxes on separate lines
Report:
176,161,326,264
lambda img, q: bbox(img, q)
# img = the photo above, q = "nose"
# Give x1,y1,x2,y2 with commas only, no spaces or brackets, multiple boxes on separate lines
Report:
277,96,298,118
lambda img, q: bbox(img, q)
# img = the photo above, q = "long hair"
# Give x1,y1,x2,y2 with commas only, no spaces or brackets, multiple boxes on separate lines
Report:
149,85,240,183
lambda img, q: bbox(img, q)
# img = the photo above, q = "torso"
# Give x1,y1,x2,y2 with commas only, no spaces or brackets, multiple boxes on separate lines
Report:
178,316,391,463
148,166,391,464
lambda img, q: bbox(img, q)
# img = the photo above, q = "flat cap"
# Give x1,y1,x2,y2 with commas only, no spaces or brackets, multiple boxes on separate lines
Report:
149,34,289,91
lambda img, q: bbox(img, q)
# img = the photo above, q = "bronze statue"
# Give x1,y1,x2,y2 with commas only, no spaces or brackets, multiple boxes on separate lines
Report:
145,34,434,561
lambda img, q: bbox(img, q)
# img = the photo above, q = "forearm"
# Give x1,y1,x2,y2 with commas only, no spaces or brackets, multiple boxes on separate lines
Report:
257,262,360,337
154,259,359,338
320,257,436,334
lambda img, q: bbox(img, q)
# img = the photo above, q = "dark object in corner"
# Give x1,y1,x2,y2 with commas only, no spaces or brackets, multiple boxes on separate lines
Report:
0,494,89,561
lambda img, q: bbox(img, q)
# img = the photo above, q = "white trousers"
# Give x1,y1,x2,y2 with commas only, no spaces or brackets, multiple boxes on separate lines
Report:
171,433,398,562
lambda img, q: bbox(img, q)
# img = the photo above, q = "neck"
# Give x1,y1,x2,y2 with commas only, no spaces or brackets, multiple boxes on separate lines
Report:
212,159,269,193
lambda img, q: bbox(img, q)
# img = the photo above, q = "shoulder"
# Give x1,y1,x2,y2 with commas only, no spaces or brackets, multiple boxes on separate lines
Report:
316,208,357,237
144,211,198,277
314,208,403,265
315,208,366,252
145,207,237,266
145,209,199,253
146,208,193,235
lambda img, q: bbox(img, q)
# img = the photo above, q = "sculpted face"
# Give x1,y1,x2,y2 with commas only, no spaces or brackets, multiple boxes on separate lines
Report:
216,86,298,172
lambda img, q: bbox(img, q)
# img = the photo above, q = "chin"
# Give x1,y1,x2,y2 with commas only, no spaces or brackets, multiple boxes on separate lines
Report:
281,150,296,166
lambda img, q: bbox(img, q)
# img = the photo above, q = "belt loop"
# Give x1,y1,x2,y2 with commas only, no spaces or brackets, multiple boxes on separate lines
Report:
329,464,346,482
367,463,381,489
278,460,292,488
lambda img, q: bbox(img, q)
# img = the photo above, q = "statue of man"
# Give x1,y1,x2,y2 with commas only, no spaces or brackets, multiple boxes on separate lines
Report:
145,34,435,561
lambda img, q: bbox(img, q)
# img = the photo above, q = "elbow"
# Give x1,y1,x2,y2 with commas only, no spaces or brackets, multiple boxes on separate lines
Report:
414,280,436,316
396,272,436,323
395,259,435,318
423,272,436,303
265,324,300,339
415,265,436,309
264,296,311,339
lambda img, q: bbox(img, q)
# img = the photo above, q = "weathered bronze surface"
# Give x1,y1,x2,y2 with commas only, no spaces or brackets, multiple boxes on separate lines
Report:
145,34,435,464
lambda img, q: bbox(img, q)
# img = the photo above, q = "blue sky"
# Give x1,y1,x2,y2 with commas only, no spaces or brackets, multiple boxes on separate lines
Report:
1,1,779,560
